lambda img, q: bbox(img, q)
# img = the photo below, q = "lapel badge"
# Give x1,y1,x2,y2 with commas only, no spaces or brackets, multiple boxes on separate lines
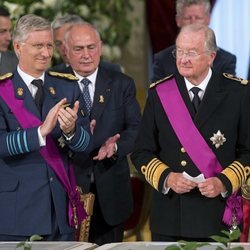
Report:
210,130,226,149
49,87,56,95
99,95,104,103
17,88,23,96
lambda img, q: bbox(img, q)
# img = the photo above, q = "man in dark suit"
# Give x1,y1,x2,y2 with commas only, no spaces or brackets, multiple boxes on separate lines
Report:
152,0,236,82
0,6,18,74
63,22,141,245
0,14,92,241
50,14,121,73
131,24,250,242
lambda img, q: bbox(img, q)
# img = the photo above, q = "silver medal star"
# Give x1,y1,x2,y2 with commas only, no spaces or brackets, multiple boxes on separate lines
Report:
210,130,226,149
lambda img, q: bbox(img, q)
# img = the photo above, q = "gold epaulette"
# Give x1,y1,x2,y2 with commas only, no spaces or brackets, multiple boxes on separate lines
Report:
48,71,79,81
223,73,248,85
221,161,248,193
149,74,174,88
141,158,169,191
0,72,13,81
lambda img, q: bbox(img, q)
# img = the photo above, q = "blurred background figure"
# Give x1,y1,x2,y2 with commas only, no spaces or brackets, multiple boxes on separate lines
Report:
0,5,18,74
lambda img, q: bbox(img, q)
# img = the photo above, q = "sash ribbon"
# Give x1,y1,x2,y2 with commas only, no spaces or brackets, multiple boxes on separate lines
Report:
0,79,87,228
156,78,242,226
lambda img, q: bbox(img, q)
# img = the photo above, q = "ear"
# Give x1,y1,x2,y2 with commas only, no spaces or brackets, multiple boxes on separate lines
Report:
13,41,21,58
175,15,182,28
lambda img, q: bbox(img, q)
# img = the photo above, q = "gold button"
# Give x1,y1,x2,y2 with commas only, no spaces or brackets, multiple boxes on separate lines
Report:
181,161,187,167
181,147,186,153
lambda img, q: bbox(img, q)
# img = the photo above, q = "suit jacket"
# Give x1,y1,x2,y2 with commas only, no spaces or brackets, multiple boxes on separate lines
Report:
50,60,122,73
152,45,237,82
64,65,141,226
131,71,250,238
0,71,92,236
0,51,18,75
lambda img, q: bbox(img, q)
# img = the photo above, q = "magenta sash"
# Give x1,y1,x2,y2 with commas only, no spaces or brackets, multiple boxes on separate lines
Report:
156,78,242,226
0,79,86,228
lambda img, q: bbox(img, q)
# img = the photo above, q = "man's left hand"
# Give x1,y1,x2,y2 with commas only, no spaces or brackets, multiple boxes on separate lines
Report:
93,133,120,161
198,177,226,198
58,100,79,134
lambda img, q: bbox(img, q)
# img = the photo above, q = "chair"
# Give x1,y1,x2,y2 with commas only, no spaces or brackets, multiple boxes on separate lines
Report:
123,165,151,241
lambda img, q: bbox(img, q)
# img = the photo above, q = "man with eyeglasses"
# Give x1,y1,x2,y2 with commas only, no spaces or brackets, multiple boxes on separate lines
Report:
152,0,236,82
0,14,93,241
0,6,18,74
131,24,250,242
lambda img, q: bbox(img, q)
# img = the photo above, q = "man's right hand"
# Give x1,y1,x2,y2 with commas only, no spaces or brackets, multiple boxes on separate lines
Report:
167,172,197,194
40,98,67,137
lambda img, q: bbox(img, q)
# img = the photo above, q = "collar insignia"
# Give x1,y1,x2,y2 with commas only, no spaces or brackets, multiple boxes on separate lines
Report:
17,87,24,96
210,130,226,149
49,87,56,95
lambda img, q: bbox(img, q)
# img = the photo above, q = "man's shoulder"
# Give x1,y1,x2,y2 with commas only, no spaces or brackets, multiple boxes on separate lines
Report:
0,72,13,81
222,73,248,85
149,74,174,88
155,45,176,58
100,60,122,73
47,71,78,81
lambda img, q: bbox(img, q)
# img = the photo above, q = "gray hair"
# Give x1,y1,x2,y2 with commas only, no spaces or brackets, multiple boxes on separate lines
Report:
64,22,101,45
13,14,51,43
176,0,211,16
179,24,218,52
51,14,84,30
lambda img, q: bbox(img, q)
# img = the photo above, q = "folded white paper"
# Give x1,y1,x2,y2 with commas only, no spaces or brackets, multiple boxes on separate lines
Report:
183,171,205,183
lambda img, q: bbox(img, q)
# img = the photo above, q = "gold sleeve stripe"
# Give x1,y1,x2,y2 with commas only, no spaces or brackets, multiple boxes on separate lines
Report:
140,158,169,191
222,161,246,193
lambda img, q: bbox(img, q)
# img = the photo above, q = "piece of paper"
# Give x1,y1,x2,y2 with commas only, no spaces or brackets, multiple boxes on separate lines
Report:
183,171,205,183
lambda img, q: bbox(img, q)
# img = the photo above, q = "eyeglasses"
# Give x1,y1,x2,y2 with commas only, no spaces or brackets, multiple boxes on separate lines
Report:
172,49,208,59
22,42,54,50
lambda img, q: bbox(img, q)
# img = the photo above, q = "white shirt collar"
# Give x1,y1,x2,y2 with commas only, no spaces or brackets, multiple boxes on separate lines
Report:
185,68,212,93
74,67,98,85
17,66,45,88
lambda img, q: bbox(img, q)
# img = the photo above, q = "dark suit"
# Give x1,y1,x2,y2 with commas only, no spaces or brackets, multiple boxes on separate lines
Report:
63,65,141,244
131,71,250,239
152,45,237,82
0,71,91,240
0,51,18,75
50,60,122,73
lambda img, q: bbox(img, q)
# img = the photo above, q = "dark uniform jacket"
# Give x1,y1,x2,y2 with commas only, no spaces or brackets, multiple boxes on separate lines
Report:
0,51,18,75
65,65,141,226
152,45,237,82
0,71,92,236
131,71,250,238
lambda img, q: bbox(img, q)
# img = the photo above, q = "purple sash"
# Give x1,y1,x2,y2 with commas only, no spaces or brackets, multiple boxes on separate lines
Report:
0,79,86,228
156,78,242,226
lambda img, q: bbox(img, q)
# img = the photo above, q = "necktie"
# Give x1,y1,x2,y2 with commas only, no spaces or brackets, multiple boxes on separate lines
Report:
190,87,201,112
81,78,92,115
31,79,43,113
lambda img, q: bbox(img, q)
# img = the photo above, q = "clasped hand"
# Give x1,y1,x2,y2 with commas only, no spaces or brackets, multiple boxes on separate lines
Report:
40,98,79,137
167,172,225,198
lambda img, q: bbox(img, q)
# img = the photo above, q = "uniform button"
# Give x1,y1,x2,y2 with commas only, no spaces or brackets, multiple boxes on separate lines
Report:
181,160,187,167
181,147,186,153
49,177,54,182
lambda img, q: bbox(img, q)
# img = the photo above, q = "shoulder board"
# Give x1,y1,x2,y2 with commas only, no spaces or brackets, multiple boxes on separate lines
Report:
150,74,174,88
0,72,13,81
223,73,248,85
48,71,79,81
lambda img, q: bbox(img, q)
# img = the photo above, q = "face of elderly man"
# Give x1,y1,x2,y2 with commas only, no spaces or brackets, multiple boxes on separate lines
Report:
175,28,216,85
65,24,102,77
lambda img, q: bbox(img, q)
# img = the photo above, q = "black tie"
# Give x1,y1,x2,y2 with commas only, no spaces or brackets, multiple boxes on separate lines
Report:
81,78,92,115
31,79,43,113
190,87,201,112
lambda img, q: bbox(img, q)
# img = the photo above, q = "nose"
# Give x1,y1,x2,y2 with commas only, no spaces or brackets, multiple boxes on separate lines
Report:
81,47,90,58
